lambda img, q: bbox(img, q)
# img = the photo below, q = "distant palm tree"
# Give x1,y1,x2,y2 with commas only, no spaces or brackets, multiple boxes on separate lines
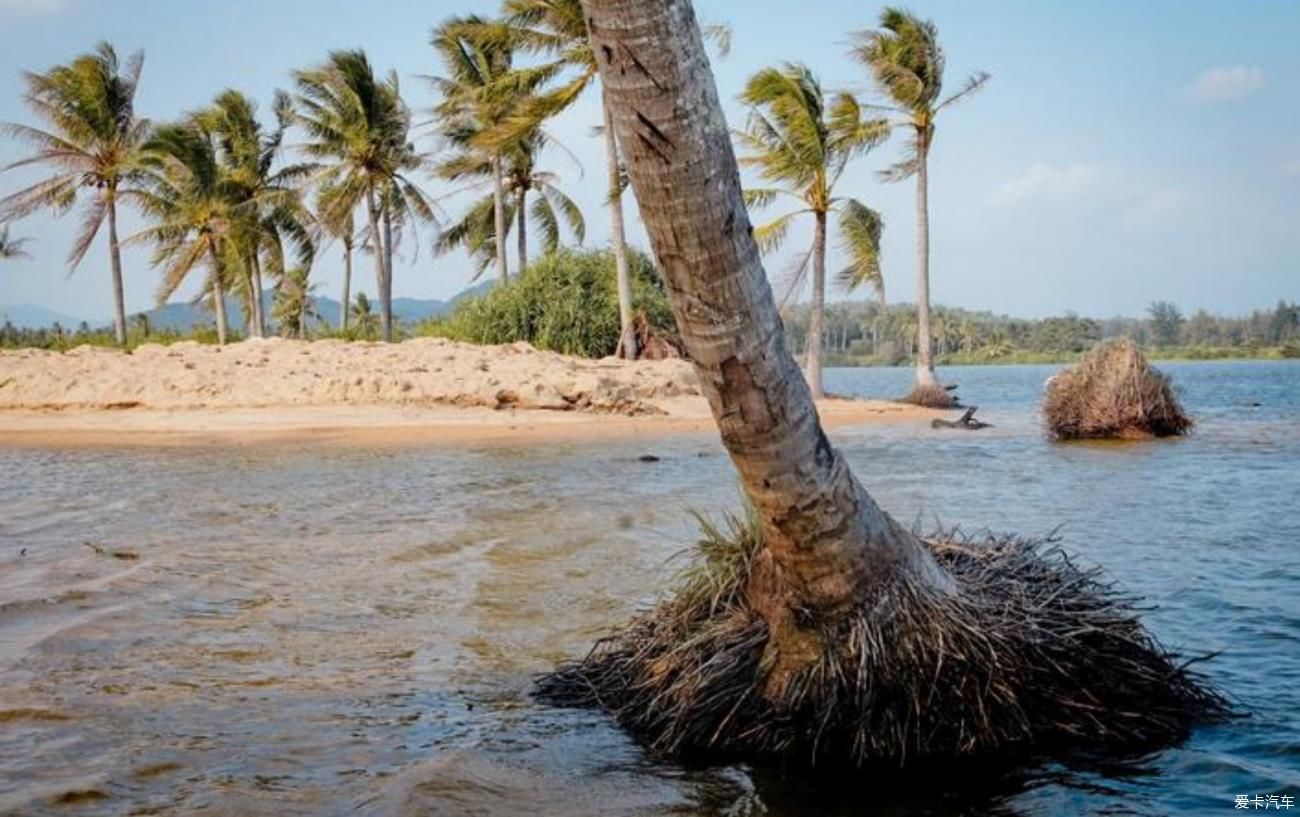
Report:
0,43,149,346
132,122,237,344
315,183,355,330
499,0,728,357
272,265,319,338
0,224,33,309
292,50,434,342
852,8,989,402
427,16,558,285
436,129,584,275
198,90,314,339
736,63,889,398
349,291,379,338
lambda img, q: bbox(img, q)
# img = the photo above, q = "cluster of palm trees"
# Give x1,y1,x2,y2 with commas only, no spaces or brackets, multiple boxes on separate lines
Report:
0,5,983,398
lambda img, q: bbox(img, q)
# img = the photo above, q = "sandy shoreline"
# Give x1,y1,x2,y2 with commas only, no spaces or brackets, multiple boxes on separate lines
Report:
0,338,936,447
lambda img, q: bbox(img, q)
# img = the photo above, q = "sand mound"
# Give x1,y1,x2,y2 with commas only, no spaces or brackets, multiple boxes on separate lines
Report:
0,338,703,417
1043,339,1192,440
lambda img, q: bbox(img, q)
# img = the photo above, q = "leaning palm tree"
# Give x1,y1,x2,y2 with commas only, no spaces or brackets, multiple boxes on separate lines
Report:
292,50,434,342
436,129,584,275
736,63,888,399
131,122,237,344
0,43,149,346
0,225,33,307
851,9,989,406
499,0,729,356
545,0,1224,770
199,90,315,339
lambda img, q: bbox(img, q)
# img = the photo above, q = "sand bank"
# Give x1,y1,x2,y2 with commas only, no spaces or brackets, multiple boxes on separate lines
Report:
0,338,934,447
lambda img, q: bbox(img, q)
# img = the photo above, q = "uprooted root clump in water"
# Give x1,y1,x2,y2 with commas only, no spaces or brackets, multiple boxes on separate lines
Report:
899,382,960,409
1044,338,1192,440
537,512,1229,767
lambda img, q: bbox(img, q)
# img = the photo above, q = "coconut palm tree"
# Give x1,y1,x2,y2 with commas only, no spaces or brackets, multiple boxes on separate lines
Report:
497,0,729,357
198,90,315,339
436,129,584,275
315,184,355,330
736,63,888,399
0,43,149,346
0,225,33,307
292,50,434,342
851,9,988,404
349,291,379,338
272,265,319,338
131,122,237,344
427,15,561,286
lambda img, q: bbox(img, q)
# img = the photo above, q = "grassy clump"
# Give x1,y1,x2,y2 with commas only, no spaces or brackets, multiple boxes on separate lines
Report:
1044,338,1192,440
899,382,960,409
538,512,1228,768
420,247,678,359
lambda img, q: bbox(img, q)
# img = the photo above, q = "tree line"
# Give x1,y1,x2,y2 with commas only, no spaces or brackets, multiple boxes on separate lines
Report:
779,298,1300,364
0,4,996,398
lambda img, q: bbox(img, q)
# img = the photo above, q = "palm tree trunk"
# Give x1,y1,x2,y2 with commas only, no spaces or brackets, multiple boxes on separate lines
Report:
585,0,949,649
364,187,389,342
492,155,510,283
340,240,352,331
603,92,638,360
106,191,128,346
516,187,528,273
208,245,229,346
381,205,395,343
914,134,938,387
251,251,266,338
806,210,827,398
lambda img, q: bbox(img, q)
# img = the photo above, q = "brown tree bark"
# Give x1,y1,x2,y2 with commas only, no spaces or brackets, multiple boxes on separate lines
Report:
208,245,229,346
582,0,949,643
516,187,528,273
492,155,510,283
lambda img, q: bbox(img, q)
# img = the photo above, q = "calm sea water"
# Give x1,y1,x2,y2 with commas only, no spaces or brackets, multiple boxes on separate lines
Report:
1,360,1297,816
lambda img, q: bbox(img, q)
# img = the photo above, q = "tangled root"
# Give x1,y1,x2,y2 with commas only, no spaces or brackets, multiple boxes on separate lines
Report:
1044,339,1192,440
537,512,1228,768
899,382,960,409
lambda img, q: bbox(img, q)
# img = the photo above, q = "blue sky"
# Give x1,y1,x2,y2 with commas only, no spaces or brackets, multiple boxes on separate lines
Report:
0,0,1296,322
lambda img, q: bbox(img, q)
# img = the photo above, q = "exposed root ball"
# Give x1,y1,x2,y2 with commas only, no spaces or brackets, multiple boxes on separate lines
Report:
1044,339,1192,440
537,514,1228,767
899,382,960,409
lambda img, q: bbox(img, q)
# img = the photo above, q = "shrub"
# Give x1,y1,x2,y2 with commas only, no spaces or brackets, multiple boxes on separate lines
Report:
420,247,677,358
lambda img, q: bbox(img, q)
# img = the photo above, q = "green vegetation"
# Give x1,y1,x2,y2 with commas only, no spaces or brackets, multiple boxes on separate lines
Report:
418,247,674,357
781,299,1300,367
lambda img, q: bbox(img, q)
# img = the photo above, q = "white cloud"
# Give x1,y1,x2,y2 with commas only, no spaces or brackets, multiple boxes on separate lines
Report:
986,162,1102,207
1183,65,1265,104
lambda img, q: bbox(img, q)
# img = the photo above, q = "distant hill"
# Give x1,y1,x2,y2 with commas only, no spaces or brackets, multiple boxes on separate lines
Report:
0,304,91,330
0,279,500,332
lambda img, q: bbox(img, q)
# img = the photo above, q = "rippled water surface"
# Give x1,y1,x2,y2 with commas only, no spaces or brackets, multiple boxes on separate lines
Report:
2,361,1298,816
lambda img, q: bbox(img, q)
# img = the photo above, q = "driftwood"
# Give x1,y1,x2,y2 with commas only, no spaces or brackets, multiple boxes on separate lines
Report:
931,406,991,430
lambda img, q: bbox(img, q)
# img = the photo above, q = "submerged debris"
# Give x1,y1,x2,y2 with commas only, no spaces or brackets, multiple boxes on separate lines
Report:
537,512,1228,768
1044,339,1192,441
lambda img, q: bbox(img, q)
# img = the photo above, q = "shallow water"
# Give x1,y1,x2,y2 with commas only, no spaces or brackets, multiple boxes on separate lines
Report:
1,360,1297,816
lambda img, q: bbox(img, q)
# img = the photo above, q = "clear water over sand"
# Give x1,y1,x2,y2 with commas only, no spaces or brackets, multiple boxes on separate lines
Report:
2,361,1297,815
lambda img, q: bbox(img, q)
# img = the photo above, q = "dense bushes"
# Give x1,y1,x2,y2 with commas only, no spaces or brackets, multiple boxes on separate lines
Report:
420,247,677,358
